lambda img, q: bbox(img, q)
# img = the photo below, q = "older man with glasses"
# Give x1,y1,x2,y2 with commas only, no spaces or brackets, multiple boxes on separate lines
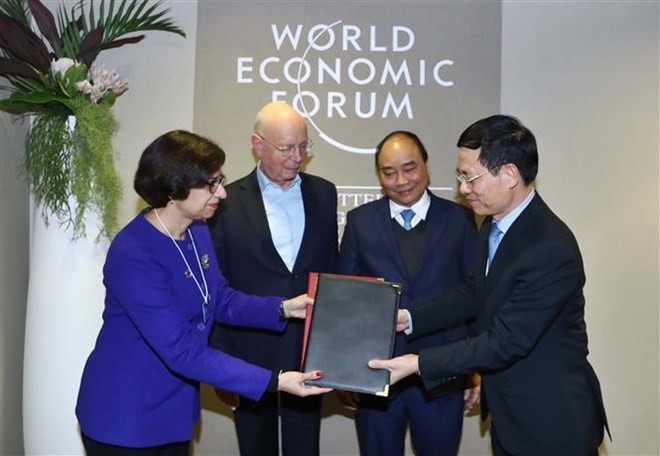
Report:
208,101,338,456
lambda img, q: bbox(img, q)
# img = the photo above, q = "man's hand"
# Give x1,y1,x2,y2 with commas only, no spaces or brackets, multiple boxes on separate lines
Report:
282,294,314,319
464,385,481,412
464,373,481,413
396,309,410,332
278,370,332,396
215,388,240,411
368,353,419,385
337,390,359,411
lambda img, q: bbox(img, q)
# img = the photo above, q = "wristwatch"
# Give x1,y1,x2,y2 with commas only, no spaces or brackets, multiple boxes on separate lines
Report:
278,301,287,320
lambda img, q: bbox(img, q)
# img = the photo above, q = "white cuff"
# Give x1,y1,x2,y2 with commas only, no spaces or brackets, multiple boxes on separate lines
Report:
403,309,413,335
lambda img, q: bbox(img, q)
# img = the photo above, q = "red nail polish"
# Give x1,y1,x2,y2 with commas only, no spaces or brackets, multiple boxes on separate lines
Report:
315,371,323,378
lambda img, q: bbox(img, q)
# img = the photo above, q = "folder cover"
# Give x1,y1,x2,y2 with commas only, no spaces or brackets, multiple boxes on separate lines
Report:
302,273,401,396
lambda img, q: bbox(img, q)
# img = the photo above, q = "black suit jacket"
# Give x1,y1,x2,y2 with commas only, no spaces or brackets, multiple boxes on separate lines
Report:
208,169,338,371
412,193,608,455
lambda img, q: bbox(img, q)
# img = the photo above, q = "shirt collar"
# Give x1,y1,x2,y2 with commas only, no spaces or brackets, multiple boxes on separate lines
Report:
256,161,302,192
388,190,431,220
494,189,536,235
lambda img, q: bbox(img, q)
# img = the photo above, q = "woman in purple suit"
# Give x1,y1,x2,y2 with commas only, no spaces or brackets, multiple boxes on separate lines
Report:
76,130,330,455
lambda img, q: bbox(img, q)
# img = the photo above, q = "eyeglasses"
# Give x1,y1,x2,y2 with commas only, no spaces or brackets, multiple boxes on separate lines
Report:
206,175,226,193
455,166,500,186
256,133,313,156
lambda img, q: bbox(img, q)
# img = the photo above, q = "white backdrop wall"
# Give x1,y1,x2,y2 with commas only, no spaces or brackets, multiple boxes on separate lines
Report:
1,1,658,455
0,103,30,456
500,3,659,455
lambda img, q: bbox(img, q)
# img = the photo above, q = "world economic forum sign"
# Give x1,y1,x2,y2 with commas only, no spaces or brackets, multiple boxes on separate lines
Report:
194,2,501,231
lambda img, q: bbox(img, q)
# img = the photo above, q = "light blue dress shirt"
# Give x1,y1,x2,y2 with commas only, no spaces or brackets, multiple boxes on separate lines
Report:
487,189,536,272
256,164,305,272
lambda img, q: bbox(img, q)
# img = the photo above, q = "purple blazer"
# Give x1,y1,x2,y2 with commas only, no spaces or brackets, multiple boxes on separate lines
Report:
76,211,285,447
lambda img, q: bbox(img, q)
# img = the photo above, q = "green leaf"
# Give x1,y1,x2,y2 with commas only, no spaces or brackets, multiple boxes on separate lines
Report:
3,90,77,112
0,97,35,114
57,9,83,58
0,0,30,27
97,0,185,43
24,112,75,229
4,73,46,92
99,89,116,106
64,61,87,83
10,89,61,103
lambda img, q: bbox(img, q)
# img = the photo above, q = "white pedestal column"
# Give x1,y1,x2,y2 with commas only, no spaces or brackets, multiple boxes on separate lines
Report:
23,200,108,455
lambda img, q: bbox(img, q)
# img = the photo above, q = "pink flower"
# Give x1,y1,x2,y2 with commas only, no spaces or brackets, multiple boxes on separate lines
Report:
74,64,129,103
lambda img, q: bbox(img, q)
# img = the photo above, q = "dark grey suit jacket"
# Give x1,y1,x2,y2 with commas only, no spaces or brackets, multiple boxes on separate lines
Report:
412,193,609,455
338,192,476,355
208,169,338,371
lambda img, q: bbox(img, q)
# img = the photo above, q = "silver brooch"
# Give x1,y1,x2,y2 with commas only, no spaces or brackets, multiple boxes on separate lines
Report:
201,254,210,270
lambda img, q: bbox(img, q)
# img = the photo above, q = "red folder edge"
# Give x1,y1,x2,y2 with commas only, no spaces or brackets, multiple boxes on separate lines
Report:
300,272,319,371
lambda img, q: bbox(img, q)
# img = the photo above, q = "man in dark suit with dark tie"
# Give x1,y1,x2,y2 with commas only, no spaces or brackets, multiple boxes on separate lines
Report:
370,115,609,455
208,101,338,456
338,131,478,456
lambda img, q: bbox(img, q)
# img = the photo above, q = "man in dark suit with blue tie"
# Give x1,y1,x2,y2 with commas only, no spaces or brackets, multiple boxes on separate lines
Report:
208,101,338,456
370,115,609,455
338,131,478,456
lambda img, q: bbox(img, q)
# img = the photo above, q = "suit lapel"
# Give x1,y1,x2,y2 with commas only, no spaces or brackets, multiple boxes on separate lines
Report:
481,217,494,279
416,193,449,280
485,193,543,281
372,197,410,279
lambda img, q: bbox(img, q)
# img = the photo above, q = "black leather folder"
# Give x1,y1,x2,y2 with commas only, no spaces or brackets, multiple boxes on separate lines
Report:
302,273,402,396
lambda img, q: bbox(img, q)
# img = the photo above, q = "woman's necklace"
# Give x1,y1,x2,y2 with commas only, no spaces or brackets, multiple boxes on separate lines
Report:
154,209,210,324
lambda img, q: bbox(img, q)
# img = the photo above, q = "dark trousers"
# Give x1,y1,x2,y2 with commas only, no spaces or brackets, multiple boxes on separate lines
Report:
233,391,322,456
490,424,600,456
355,384,464,456
81,434,189,456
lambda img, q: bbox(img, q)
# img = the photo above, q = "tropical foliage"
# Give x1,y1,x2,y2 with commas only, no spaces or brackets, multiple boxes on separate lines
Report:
0,0,185,238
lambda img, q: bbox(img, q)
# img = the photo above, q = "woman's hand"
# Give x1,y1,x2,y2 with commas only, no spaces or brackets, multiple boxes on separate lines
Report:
278,370,332,396
282,294,314,319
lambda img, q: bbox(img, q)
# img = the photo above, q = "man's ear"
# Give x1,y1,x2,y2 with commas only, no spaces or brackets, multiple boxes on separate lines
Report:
503,163,520,189
251,133,262,158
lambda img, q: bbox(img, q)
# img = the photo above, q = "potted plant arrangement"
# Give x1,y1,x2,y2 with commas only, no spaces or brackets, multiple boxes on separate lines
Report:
0,0,185,238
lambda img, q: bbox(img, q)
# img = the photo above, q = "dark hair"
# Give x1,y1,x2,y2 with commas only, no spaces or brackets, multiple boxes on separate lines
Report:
374,130,429,168
134,130,226,207
457,115,538,185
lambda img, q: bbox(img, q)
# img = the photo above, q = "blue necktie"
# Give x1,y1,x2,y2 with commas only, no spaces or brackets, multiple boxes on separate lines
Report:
400,209,415,231
487,220,502,270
